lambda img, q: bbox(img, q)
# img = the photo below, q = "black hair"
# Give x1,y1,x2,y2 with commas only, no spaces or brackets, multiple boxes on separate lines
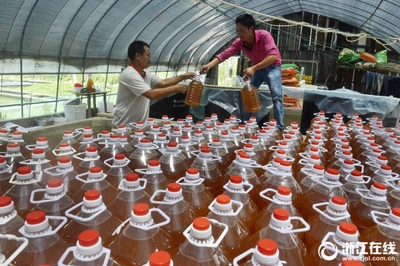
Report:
127,41,150,61
235,14,256,28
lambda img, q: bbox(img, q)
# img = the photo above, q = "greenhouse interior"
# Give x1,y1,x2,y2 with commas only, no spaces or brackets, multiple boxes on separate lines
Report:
1,0,400,265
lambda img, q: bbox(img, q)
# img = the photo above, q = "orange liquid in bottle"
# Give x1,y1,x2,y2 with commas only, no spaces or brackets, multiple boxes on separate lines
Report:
241,82,262,113
185,79,204,107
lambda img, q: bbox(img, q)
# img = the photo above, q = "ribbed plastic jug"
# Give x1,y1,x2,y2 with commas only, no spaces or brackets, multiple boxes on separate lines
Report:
241,81,262,113
185,77,204,107
104,153,133,188
107,203,175,265
343,170,371,207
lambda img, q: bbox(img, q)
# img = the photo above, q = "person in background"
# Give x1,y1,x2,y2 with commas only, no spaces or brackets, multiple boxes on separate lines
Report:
112,40,195,128
200,14,284,131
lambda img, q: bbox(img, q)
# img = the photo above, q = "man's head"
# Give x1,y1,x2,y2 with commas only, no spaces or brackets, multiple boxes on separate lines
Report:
128,41,151,69
235,14,256,42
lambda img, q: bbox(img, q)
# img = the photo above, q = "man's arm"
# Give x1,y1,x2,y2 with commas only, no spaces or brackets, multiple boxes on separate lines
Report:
142,84,187,100
155,72,195,88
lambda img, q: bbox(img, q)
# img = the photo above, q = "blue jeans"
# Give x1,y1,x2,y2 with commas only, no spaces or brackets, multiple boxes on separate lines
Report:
246,65,284,131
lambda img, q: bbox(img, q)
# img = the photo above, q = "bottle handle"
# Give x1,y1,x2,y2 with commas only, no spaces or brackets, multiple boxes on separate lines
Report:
149,190,183,205
75,171,107,183
312,202,350,221
344,173,371,184
371,210,396,230
259,188,291,205
103,157,130,168
72,152,86,161
18,215,67,238
58,246,111,266
0,234,29,266
52,146,76,157
25,144,36,151
311,176,342,189
208,198,243,216
272,216,310,234
65,202,107,222
355,188,387,201
223,181,253,194
182,218,228,248
0,163,11,173
176,177,205,186
118,178,147,191
135,168,163,175
0,210,17,225
112,207,171,235
261,164,279,175
30,188,66,204
9,170,41,185
19,158,51,166
320,232,366,261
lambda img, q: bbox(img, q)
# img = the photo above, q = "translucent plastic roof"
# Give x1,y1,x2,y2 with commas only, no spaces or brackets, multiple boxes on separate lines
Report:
1,0,399,74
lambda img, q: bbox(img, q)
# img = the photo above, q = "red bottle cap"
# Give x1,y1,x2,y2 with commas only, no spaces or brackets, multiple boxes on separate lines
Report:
64,130,73,134
86,146,97,152
331,196,347,205
101,130,109,134
277,149,285,155
314,164,324,170
377,156,387,160
149,251,171,266
84,190,101,201
381,165,392,171
344,159,354,165
339,222,357,235
193,217,210,231
327,168,339,175
59,143,70,148
32,148,44,154
26,211,46,225
310,147,318,152
280,161,291,167
7,143,19,148
167,183,180,192
168,141,178,147
58,157,71,163
277,186,291,196
0,156,5,163
79,230,99,247
0,196,12,207
310,155,320,160
216,195,230,205
343,150,352,155
114,154,125,160
392,208,400,217
258,239,278,256
12,131,22,136
90,166,102,173
140,139,152,143
273,208,289,221
187,168,199,175
230,175,242,183
351,170,362,177
244,143,253,148
125,173,139,182
373,182,386,190
37,137,47,141
240,154,250,159
133,203,150,216
47,178,63,188
148,160,160,166
18,166,32,175
83,134,93,138
341,259,364,266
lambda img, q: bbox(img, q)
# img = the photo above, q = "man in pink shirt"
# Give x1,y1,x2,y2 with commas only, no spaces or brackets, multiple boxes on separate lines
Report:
200,14,284,131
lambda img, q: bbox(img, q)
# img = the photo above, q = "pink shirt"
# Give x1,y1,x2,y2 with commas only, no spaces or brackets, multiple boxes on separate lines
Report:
216,30,282,66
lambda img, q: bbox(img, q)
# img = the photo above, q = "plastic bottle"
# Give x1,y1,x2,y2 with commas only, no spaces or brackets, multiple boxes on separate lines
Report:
135,159,169,198
248,208,310,265
0,155,13,195
129,138,160,170
75,125,94,141
99,134,133,164
147,125,162,141
222,175,258,234
143,118,158,134
191,129,207,149
150,183,196,245
364,155,388,178
96,130,111,151
294,154,322,182
106,203,175,265
233,238,285,266
207,194,250,261
256,186,302,233
0,143,25,174
190,146,223,197
359,208,400,266
129,121,145,136
208,138,231,172
349,182,391,232
42,156,81,197
203,125,219,143
223,153,261,202
103,153,133,189
26,136,58,166
0,234,28,266
299,168,347,221
76,133,100,153
176,168,214,217
115,124,133,144
229,126,244,149
178,135,197,165
153,133,169,150
259,161,303,211
56,130,81,151
343,170,371,207
144,250,173,266
368,165,399,191
73,146,104,174
107,173,152,221
158,141,189,182
86,75,95,92
167,127,183,143
220,131,239,163
62,189,122,246
52,142,78,167
234,143,265,177
307,222,366,265
19,148,53,182
30,178,74,216
7,131,29,158
58,229,121,266
241,80,262,113
304,196,352,250
4,166,41,217
72,165,119,205
171,217,230,265
244,135,270,165
185,76,204,107
13,210,69,265
0,196,24,235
